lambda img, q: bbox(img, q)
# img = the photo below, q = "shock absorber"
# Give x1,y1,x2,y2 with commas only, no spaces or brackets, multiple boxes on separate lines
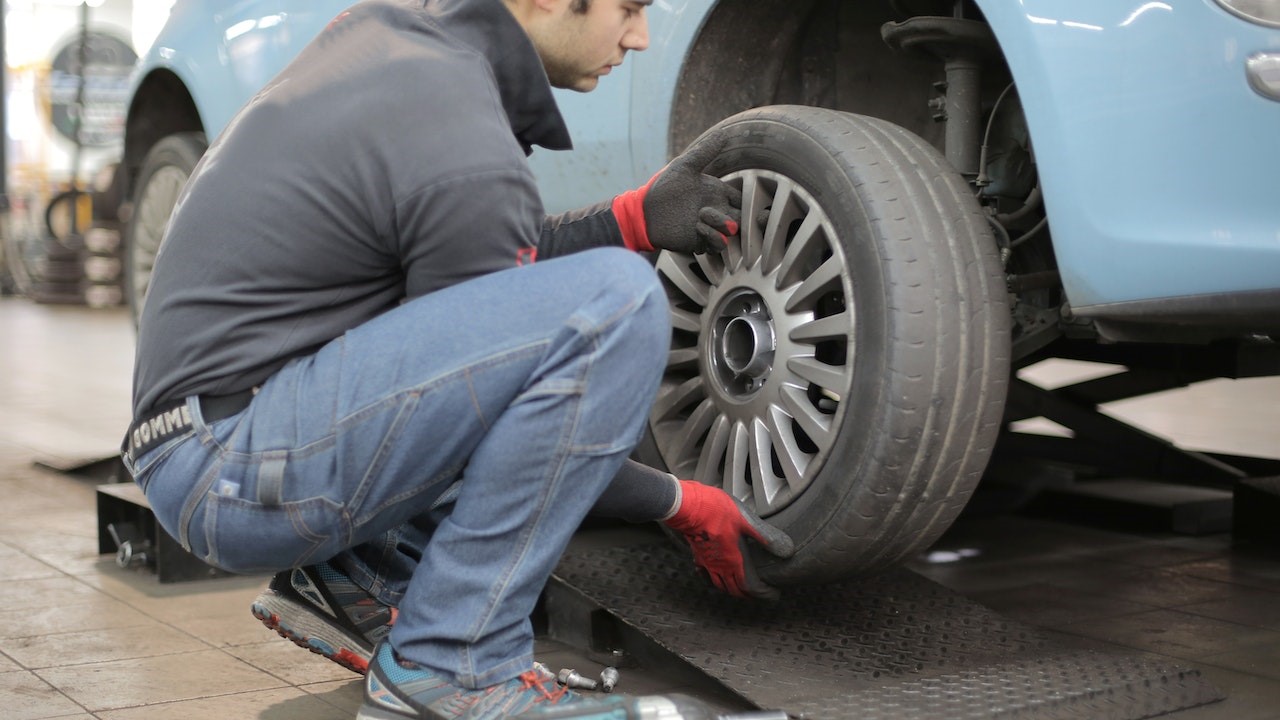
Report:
880,3,999,179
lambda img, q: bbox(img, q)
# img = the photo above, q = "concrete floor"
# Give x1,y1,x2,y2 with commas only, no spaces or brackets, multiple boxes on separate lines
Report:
2,296,1280,719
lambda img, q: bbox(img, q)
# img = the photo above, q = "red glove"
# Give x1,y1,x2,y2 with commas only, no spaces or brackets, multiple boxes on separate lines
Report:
663,480,794,600
611,130,742,255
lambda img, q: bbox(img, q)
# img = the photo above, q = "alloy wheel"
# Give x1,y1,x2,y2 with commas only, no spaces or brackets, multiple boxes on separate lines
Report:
650,169,856,516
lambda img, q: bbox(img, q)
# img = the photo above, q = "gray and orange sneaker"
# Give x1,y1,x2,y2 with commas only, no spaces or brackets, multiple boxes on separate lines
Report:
359,641,718,720
251,562,395,675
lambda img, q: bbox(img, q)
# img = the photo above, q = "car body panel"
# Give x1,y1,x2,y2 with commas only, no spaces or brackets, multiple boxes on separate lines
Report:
126,0,1280,317
978,0,1280,310
137,0,341,137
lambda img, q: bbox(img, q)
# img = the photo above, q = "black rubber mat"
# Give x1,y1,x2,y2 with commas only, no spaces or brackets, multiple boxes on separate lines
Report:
550,542,1224,719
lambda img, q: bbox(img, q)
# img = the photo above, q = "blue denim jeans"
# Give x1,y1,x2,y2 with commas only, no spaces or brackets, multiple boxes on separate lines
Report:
123,248,669,687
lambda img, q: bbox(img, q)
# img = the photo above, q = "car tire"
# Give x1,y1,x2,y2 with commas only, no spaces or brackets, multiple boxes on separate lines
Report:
124,132,207,322
640,106,1011,583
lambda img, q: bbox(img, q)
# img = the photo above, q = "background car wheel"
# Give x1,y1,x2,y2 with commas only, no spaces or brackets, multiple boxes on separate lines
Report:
639,106,1011,584
124,132,206,322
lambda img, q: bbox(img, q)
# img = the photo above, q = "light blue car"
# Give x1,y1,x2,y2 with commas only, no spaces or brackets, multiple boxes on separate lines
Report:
121,0,1280,583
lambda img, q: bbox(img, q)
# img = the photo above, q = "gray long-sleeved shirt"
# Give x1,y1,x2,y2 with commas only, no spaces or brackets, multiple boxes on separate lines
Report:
132,0,624,415
130,0,680,522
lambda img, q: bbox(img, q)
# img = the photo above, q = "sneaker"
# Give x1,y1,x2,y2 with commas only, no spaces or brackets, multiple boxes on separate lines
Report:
359,641,720,720
359,641,581,719
251,562,396,675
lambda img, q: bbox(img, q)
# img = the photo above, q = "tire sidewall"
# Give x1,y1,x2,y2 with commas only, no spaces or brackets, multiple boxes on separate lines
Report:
124,132,207,324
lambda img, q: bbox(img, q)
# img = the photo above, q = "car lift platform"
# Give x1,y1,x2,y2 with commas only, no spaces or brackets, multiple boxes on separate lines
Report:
546,541,1223,720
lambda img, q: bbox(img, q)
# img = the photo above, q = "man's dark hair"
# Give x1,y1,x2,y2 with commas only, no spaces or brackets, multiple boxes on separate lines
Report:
571,0,590,13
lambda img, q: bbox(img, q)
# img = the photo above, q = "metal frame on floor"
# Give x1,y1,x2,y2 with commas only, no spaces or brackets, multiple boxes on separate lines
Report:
997,338,1280,486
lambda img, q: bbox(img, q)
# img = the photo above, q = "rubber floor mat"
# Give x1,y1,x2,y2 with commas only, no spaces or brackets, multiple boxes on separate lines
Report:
550,542,1224,720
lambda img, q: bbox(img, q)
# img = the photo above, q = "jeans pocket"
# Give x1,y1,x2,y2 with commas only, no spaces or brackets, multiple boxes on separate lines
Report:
201,493,347,574
127,431,197,494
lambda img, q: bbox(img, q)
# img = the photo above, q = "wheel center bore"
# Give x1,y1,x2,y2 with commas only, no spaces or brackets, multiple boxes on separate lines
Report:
722,315,774,375
711,289,775,398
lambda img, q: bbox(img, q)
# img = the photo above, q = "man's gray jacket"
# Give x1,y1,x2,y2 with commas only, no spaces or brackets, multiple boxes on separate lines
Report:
132,0,628,415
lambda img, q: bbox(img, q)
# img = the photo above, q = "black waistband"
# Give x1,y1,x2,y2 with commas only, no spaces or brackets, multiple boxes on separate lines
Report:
122,389,256,464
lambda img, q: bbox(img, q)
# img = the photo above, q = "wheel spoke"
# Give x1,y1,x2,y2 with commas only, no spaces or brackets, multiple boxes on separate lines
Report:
773,211,824,290
779,383,833,448
748,418,782,508
739,172,763,269
766,404,810,498
785,255,843,313
787,356,848,397
669,306,701,333
667,346,700,369
789,311,852,343
694,251,726,287
666,399,719,467
759,177,794,277
695,414,732,483
650,375,704,423
725,421,751,499
657,252,711,308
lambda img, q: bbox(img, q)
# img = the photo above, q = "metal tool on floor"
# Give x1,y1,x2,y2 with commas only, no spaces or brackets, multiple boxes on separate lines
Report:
557,668,599,691
530,692,788,720
600,666,619,693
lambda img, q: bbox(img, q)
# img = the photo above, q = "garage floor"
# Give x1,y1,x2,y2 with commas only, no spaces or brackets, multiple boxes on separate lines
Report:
2,296,1280,720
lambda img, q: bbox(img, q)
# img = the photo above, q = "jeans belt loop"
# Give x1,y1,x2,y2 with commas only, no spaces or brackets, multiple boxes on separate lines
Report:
257,450,287,506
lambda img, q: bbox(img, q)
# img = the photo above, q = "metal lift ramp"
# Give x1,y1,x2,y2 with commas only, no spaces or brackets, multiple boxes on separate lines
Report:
546,541,1223,720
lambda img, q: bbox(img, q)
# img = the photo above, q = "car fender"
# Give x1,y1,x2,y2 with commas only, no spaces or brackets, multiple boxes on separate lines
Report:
619,0,1280,310
127,0,347,156
970,0,1280,309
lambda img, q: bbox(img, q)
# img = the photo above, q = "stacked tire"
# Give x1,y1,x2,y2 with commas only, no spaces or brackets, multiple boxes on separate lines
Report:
10,165,127,307
28,232,88,305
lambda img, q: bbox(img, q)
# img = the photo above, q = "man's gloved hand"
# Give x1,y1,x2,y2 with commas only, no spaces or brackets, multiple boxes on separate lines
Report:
612,132,742,255
663,480,794,600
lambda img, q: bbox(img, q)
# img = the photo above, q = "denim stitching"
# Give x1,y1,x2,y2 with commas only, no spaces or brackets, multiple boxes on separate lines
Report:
349,391,421,511
286,498,341,567
128,431,195,490
335,342,547,429
456,291,653,685
464,367,490,431
341,344,546,525
352,460,465,528
178,454,224,556
462,342,600,685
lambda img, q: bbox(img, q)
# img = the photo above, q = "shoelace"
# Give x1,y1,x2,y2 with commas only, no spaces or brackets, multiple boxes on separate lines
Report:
519,670,569,703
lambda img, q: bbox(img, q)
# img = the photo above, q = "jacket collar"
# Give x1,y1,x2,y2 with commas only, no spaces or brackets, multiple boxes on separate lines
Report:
425,0,573,153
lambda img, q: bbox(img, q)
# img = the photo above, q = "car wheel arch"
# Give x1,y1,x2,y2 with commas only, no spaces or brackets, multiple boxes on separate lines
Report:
123,70,205,199
671,0,952,158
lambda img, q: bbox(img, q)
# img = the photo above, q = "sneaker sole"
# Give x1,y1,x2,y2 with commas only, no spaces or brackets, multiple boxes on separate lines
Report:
355,704,411,720
251,590,371,675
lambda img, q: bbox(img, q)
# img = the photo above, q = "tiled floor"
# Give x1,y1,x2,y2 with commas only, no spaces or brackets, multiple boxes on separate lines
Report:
2,296,1279,719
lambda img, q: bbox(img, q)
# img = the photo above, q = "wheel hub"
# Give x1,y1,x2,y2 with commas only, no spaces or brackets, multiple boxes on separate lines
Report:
712,290,776,397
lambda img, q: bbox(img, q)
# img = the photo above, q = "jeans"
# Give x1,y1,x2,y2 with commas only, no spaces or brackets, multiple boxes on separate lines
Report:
123,248,669,687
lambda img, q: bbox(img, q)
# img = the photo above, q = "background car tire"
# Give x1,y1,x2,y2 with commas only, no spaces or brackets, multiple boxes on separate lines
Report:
124,132,207,322
639,106,1011,584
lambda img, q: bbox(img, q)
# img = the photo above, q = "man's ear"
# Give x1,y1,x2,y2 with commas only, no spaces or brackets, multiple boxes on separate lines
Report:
507,0,561,22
